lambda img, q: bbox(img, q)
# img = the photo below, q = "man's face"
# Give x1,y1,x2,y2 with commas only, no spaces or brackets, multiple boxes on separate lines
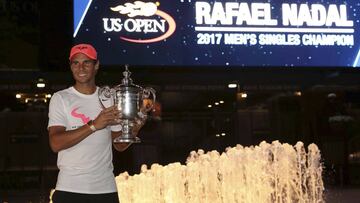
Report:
70,53,99,85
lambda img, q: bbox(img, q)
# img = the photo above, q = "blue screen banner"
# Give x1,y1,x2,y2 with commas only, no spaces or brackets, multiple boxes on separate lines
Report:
73,0,360,67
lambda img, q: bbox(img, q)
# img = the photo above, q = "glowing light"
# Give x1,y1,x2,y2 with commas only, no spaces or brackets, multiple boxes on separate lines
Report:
16,94,21,99
228,83,237,88
294,91,302,96
36,78,46,88
37,83,45,88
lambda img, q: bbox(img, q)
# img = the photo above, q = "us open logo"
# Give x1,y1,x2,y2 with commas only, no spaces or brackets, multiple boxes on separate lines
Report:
102,1,176,43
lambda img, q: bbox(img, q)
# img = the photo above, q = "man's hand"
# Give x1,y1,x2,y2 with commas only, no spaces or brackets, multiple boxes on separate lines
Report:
93,106,120,130
141,98,154,113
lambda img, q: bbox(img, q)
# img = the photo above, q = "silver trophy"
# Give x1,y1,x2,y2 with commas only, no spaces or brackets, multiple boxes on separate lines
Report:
98,65,156,143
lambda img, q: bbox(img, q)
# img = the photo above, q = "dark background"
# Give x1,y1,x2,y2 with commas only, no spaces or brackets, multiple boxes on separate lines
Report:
0,0,360,202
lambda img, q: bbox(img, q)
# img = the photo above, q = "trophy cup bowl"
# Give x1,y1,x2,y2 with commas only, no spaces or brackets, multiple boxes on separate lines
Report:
99,66,156,143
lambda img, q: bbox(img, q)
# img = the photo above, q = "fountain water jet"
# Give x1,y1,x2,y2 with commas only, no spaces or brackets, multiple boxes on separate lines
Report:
115,141,324,203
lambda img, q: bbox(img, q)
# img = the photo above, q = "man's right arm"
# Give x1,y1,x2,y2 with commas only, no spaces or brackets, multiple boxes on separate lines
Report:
48,124,94,153
48,106,120,153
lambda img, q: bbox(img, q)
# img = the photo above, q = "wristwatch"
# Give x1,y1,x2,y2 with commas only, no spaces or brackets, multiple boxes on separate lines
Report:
87,120,97,132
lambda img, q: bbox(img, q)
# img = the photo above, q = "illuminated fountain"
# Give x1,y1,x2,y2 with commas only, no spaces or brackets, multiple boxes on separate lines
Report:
115,141,324,203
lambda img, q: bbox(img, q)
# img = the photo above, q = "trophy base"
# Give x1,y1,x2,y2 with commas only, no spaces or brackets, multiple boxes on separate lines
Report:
113,136,141,143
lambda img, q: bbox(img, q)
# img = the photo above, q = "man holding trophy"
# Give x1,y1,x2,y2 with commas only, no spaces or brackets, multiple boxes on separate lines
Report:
47,43,154,202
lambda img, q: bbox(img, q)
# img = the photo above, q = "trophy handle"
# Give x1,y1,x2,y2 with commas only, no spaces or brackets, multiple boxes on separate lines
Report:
98,86,115,108
142,87,156,113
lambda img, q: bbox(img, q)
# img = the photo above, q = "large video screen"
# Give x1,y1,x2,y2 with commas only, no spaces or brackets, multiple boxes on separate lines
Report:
73,0,360,67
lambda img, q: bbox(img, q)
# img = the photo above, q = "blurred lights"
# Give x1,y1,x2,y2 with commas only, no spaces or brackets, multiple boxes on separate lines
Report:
208,100,225,108
37,83,45,88
216,132,227,137
36,78,46,88
15,93,52,104
228,83,237,88
240,92,247,98
294,91,302,96
328,93,336,98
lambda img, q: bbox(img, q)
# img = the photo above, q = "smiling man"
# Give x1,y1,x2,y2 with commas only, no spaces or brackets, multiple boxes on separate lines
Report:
47,44,129,203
